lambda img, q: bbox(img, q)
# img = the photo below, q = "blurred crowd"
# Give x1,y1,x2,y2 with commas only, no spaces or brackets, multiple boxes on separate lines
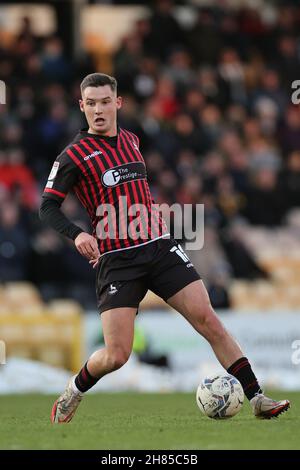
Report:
1,1,300,308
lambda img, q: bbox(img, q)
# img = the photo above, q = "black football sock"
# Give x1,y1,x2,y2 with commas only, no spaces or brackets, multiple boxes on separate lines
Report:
75,362,100,392
227,357,263,401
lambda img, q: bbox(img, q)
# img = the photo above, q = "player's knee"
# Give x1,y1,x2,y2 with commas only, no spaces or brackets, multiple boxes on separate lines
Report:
197,306,227,342
106,347,131,371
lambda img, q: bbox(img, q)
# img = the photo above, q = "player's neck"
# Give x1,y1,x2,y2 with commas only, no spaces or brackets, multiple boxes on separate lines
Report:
87,126,118,138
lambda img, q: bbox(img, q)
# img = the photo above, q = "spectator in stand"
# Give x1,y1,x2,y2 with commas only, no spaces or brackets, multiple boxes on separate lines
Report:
0,147,38,210
0,201,30,281
147,0,186,60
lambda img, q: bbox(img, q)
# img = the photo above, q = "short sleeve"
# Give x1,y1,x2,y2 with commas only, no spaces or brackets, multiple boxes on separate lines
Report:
129,131,140,148
42,151,79,202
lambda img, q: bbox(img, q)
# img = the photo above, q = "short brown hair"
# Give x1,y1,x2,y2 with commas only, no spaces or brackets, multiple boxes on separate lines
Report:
80,73,117,95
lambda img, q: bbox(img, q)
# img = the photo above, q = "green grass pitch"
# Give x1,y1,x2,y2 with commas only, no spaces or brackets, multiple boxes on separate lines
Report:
0,391,298,450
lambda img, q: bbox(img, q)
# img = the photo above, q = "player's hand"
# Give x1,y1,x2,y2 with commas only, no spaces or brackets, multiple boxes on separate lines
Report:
89,257,100,269
74,232,100,261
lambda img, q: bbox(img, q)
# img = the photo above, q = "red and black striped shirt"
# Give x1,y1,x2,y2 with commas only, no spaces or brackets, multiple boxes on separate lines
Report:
42,128,169,255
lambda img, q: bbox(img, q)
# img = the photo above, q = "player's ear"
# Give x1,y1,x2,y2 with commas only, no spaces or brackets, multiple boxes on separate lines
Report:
116,96,122,110
79,99,85,112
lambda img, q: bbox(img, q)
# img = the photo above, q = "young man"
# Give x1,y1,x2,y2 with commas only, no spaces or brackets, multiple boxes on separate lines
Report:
40,73,290,423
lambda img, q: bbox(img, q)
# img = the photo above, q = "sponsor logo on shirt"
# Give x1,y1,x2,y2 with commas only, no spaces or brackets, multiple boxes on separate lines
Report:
101,162,146,187
84,150,102,161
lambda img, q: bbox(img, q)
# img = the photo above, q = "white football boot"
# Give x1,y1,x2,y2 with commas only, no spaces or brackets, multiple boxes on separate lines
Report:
251,393,290,419
51,377,84,424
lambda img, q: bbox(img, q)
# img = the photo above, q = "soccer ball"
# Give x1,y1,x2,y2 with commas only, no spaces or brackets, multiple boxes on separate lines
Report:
196,374,244,419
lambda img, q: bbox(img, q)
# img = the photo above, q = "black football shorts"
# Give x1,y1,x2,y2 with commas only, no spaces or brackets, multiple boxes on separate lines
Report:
96,236,201,314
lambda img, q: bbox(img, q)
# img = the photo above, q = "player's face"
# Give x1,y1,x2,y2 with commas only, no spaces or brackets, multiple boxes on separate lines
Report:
79,85,122,136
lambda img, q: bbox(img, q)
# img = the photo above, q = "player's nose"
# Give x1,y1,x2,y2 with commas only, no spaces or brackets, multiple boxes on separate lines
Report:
95,104,103,114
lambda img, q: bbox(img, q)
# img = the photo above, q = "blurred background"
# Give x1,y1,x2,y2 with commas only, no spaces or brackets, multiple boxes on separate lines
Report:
1,0,300,393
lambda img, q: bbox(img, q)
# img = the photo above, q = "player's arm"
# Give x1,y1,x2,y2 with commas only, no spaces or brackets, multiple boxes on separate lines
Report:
39,152,99,261
39,198,99,260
